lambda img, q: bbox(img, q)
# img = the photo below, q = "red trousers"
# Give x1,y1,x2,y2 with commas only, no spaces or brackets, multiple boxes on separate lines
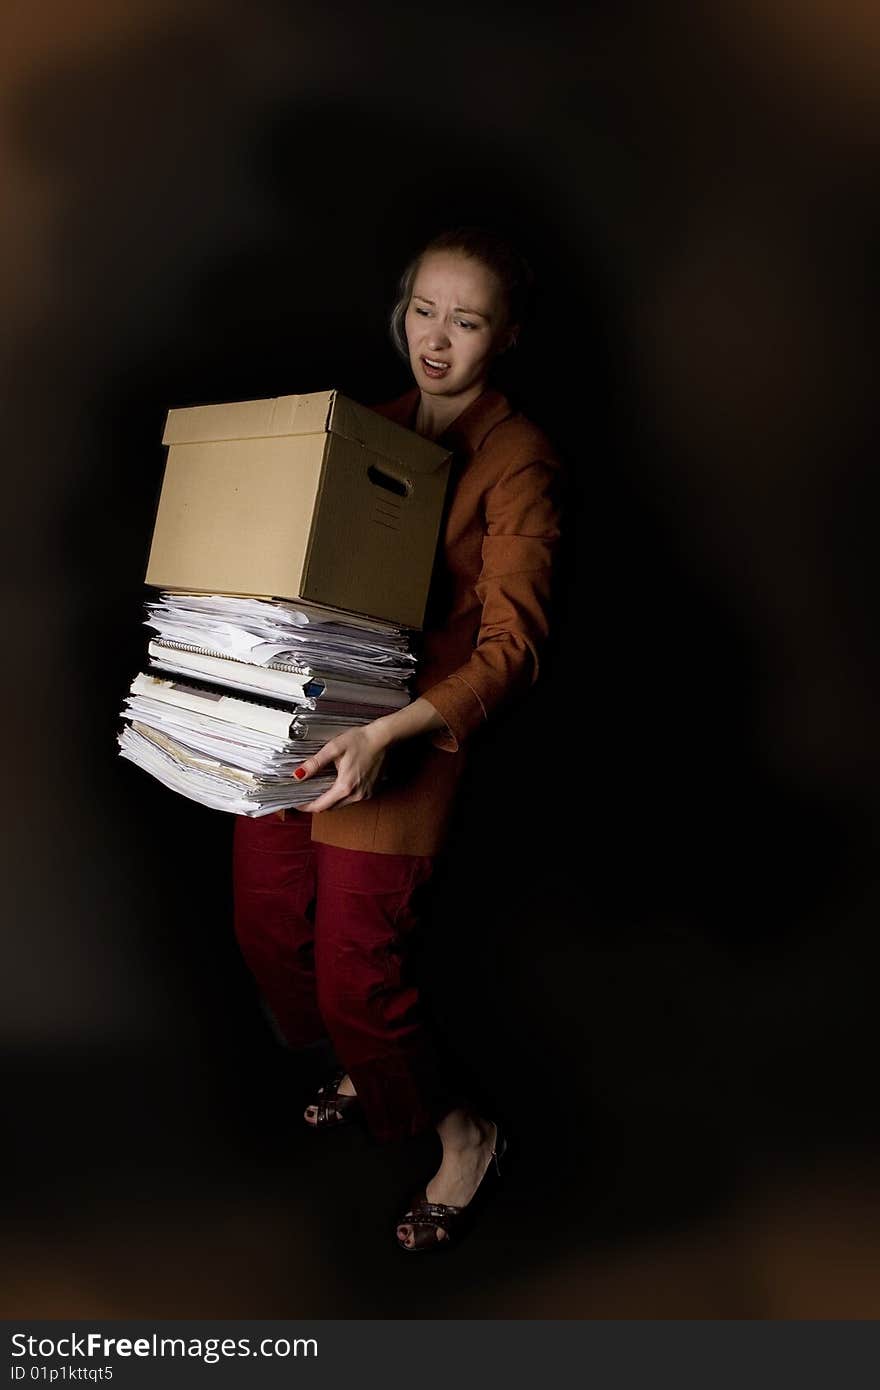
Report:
232,810,453,1142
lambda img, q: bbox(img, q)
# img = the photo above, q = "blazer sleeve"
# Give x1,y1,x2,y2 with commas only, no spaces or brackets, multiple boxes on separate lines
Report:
419,444,564,753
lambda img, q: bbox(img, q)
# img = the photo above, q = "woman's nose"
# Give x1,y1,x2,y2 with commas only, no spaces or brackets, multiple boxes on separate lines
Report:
426,321,451,349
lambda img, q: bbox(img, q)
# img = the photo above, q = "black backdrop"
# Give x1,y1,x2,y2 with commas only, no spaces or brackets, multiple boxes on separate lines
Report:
4,0,880,1318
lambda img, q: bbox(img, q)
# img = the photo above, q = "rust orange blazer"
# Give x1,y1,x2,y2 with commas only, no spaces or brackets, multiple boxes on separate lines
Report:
305,384,564,856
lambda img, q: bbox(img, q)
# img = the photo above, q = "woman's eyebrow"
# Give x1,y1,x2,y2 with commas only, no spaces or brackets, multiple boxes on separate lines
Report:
413,294,491,320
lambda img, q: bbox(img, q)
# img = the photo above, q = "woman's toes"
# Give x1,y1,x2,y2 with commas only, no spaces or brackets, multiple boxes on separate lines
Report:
435,1227,447,1241
397,1224,413,1247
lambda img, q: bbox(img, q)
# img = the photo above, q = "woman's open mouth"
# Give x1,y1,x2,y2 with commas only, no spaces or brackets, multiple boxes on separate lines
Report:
420,357,451,379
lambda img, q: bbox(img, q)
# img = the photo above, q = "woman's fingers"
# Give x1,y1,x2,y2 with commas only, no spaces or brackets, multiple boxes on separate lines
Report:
298,787,358,814
293,739,340,782
293,729,386,811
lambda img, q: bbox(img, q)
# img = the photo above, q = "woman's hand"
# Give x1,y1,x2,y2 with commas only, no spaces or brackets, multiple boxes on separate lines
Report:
294,724,390,814
294,698,451,814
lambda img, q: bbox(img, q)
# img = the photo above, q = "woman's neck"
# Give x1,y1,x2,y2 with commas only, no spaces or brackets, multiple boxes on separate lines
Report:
414,382,486,441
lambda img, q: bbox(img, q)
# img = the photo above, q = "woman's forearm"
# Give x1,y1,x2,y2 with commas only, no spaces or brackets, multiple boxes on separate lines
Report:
368,696,449,749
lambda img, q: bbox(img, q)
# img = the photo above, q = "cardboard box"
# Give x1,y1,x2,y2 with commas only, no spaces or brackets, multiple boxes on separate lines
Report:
145,389,452,629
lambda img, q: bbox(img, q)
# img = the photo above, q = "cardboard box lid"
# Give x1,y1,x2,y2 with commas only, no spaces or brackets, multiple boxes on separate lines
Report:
161,389,451,476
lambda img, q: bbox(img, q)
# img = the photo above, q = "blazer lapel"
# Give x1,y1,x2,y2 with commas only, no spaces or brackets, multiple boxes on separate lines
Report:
438,387,514,454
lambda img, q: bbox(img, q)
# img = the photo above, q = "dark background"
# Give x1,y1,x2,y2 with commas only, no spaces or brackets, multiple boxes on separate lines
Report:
3,0,880,1317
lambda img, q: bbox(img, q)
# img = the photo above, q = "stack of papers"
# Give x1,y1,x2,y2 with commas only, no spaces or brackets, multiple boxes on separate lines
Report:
145,593,415,684
118,722,338,816
118,592,418,816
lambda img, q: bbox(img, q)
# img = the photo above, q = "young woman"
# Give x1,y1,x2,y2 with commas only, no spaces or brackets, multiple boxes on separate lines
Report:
232,227,564,1252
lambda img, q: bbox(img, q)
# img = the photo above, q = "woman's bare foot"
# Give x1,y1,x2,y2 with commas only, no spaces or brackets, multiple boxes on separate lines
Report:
396,1110,497,1248
304,1072,357,1126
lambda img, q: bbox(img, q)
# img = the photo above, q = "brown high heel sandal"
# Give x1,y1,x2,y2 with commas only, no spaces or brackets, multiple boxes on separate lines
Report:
304,1069,362,1129
395,1123,507,1253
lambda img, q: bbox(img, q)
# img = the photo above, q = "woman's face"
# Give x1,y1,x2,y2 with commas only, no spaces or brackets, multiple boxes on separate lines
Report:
404,250,514,400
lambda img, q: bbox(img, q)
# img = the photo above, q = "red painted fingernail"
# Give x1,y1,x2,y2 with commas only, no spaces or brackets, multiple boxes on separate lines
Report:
294,768,307,780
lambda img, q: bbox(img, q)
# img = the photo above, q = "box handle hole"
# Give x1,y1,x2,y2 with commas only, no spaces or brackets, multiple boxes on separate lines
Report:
367,464,410,499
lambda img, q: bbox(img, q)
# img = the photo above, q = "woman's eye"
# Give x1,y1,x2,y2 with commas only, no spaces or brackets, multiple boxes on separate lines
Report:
455,319,476,330
413,306,430,317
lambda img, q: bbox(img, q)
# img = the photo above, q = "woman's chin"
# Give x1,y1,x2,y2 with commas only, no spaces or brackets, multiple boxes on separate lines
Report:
415,373,487,402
